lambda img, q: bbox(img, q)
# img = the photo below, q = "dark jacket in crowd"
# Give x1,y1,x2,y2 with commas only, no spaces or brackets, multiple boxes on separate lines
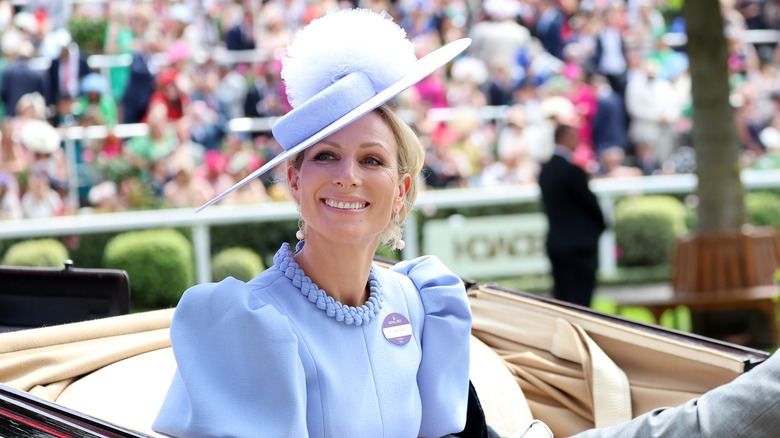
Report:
0,59,48,117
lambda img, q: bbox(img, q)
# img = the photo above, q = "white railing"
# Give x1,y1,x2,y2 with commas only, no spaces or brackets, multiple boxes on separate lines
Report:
4,169,780,283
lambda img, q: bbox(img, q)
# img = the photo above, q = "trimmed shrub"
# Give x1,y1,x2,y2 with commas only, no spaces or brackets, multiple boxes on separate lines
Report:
103,229,195,309
68,232,119,269
211,247,265,282
1,239,69,267
615,196,688,267
210,220,299,268
68,17,107,55
746,191,780,229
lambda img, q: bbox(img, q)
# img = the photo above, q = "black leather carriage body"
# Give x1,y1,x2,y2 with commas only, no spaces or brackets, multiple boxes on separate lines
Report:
0,263,130,330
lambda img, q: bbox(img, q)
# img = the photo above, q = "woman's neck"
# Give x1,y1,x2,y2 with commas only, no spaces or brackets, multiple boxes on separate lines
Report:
293,236,378,307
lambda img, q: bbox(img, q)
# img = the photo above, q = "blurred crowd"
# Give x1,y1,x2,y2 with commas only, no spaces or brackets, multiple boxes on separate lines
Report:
1,0,780,220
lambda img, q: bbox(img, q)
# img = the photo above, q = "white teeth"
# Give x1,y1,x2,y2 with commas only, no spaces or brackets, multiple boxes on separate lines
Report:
326,199,366,210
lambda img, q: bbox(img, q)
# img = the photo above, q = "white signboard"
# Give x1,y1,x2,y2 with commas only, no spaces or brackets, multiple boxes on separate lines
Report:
422,213,549,279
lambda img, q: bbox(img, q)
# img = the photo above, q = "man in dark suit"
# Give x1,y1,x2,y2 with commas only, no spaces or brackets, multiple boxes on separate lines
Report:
591,74,630,159
121,36,158,124
225,8,255,51
0,34,48,118
46,41,90,115
538,123,606,307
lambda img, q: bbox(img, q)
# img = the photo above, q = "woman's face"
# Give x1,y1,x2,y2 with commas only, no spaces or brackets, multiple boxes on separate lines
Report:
288,111,411,247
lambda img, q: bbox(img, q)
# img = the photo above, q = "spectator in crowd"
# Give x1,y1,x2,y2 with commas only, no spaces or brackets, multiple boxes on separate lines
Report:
423,124,470,188
258,1,293,60
0,30,47,118
216,63,249,120
0,170,22,220
162,153,212,208
87,180,120,212
165,3,193,51
143,68,188,122
468,0,530,74
448,56,489,108
589,7,629,97
591,73,630,159
44,29,88,114
21,118,68,196
244,60,285,118
200,149,233,201
126,103,176,175
170,115,206,169
632,141,662,175
448,107,492,185
103,2,135,104
413,65,450,110
21,168,63,218
0,119,29,176
485,58,519,106
563,62,598,165
625,58,681,165
12,11,41,52
532,0,565,60
598,146,642,178
224,4,255,51
188,99,224,152
122,28,160,124
221,149,269,205
482,105,540,186
24,0,73,32
73,72,118,127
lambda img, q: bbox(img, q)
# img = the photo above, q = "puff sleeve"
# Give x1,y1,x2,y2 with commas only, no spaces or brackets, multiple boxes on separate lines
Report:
391,256,472,437
152,277,308,438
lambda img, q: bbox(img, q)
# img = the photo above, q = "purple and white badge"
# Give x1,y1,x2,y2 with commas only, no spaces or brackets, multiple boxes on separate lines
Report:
382,312,412,346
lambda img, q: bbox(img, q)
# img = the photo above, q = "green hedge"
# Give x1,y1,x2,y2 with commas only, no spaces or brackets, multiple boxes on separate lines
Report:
746,191,780,229
615,195,688,267
103,229,195,309
1,239,69,267
68,17,107,55
210,221,299,268
211,247,265,282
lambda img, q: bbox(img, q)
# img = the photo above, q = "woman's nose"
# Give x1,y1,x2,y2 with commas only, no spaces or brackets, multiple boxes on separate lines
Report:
333,158,360,188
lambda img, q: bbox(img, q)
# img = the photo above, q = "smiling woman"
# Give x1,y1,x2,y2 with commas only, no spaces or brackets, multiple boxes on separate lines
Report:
151,8,499,438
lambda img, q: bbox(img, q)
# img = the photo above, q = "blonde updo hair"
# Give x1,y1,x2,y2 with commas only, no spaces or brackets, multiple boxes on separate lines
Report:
289,104,424,248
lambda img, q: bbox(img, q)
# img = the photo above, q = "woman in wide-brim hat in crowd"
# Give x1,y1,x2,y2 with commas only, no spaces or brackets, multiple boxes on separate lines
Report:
153,9,479,438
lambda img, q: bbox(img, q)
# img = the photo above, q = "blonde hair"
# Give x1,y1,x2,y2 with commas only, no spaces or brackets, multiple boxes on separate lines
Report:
289,104,424,247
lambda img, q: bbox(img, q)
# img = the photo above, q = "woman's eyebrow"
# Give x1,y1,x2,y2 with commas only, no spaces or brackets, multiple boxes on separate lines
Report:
319,140,390,151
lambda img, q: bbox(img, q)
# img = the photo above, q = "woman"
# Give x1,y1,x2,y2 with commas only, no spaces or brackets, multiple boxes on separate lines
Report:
153,9,474,437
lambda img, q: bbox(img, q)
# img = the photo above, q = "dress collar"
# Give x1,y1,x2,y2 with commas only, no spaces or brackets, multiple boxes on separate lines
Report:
273,242,384,326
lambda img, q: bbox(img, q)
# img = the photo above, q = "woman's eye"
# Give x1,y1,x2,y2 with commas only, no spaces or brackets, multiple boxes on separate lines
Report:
313,152,335,161
363,157,383,166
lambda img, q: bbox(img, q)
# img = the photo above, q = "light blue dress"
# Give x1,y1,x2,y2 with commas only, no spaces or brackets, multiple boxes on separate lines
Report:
153,242,472,437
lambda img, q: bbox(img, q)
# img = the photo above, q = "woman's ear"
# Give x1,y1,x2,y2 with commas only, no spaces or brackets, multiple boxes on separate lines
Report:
394,173,412,213
287,164,301,204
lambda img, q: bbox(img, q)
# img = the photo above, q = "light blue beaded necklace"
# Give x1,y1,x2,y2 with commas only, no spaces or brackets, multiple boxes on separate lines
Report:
274,241,384,326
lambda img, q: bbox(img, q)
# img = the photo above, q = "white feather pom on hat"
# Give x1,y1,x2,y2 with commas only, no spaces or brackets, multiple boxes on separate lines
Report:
282,9,417,109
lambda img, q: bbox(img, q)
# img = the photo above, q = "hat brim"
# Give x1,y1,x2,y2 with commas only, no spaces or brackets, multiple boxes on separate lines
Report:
196,38,471,212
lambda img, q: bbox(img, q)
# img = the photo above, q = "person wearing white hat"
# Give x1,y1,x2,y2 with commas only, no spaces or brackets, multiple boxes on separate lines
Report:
153,9,491,438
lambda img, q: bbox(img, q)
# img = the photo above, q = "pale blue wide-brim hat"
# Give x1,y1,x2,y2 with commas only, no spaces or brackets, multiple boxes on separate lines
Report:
198,9,470,211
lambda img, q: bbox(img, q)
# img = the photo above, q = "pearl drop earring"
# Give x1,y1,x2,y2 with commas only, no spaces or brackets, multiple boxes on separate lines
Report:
392,211,404,250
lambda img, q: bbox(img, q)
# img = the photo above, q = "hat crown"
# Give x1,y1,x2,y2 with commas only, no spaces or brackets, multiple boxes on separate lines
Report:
281,9,416,109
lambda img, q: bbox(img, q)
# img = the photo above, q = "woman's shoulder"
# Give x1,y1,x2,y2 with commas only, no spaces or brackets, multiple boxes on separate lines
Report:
384,254,463,289
175,265,285,317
